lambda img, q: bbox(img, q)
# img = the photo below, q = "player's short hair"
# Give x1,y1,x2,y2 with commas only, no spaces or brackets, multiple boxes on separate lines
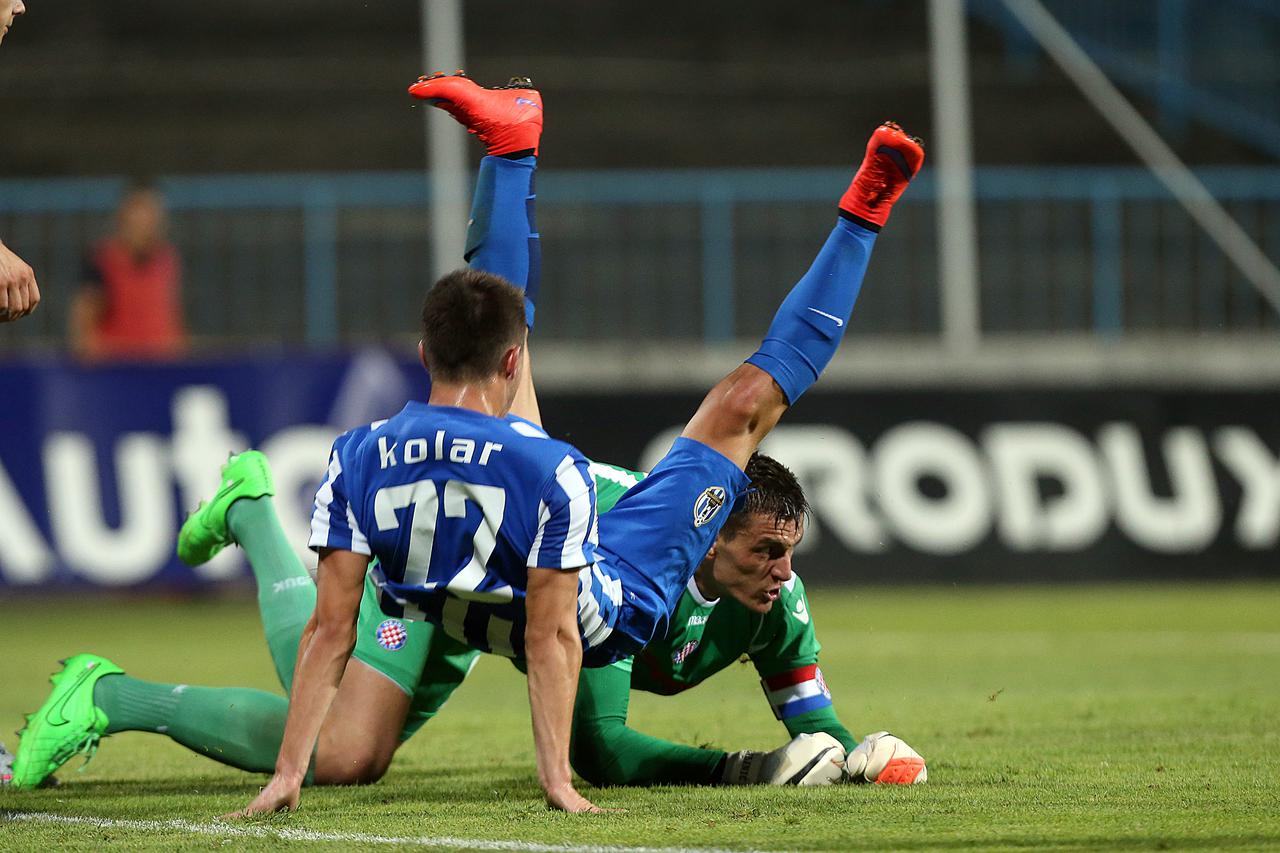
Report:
420,268,527,383
721,453,809,539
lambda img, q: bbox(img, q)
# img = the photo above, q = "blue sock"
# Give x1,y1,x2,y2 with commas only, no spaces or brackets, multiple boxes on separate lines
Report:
465,154,540,328
745,216,877,404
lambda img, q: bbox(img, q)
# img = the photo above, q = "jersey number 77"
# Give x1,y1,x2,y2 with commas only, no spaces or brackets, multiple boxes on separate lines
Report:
374,478,513,603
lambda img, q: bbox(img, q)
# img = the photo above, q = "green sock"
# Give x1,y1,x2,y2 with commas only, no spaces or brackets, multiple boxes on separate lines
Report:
95,674,311,780
227,496,316,692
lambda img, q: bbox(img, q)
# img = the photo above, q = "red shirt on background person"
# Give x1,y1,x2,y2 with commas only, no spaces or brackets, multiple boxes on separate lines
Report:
71,184,186,361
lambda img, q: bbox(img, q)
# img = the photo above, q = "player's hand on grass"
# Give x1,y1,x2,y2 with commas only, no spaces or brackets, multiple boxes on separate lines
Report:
222,774,302,819
544,781,607,814
0,239,39,322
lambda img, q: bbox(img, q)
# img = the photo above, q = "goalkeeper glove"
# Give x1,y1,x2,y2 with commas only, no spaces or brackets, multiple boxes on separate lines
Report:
721,732,846,786
844,731,927,784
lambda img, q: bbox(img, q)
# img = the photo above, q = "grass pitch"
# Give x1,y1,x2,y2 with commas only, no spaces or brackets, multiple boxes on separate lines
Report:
2,583,1278,851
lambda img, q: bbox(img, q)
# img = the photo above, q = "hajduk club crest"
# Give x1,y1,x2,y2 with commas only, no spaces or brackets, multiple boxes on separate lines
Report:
693,486,727,528
375,619,408,651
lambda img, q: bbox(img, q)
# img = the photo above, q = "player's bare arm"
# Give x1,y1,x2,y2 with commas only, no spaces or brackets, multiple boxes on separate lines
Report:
525,566,599,813
226,546,368,818
0,0,26,46
0,238,40,323
0,2,35,320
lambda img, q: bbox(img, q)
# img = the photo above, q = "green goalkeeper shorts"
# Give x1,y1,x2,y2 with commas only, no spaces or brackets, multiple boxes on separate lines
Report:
352,574,481,740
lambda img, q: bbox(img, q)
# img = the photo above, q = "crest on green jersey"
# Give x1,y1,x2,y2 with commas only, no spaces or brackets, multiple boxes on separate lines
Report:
673,640,700,665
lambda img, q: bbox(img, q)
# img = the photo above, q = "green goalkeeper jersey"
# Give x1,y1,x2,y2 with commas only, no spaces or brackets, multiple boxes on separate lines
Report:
590,460,830,713
630,570,829,715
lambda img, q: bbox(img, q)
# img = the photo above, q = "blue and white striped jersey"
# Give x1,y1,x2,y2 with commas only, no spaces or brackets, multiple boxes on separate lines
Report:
309,402,599,619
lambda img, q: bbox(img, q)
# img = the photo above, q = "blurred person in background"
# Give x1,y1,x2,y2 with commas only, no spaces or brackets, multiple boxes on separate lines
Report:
69,181,186,361
0,0,39,323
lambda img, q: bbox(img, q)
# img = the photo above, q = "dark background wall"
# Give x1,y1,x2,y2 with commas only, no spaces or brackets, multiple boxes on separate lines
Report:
0,0,1267,177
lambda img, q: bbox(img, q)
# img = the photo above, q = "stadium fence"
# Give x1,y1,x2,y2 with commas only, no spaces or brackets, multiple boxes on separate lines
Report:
1,166,1278,352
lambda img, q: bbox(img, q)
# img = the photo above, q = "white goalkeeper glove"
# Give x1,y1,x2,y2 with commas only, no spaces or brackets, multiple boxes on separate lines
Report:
844,731,927,784
721,732,846,786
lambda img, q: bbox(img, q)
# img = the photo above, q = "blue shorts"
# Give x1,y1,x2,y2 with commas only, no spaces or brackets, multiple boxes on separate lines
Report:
592,436,750,657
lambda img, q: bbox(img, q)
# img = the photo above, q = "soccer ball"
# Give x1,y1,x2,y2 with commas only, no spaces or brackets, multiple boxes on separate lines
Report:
844,731,927,784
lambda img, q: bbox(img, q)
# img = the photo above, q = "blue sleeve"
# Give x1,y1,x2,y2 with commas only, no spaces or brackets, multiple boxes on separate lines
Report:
526,450,597,571
308,430,372,555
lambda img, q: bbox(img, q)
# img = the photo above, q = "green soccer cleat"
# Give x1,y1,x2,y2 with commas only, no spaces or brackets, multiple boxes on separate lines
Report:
10,654,124,789
177,449,275,566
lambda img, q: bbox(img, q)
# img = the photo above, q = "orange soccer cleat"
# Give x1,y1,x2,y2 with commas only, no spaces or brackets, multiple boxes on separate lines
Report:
408,72,543,157
838,121,925,230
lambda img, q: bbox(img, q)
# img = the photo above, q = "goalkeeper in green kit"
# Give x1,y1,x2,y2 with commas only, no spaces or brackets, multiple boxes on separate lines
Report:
9,72,926,791
574,457,876,787
10,452,918,789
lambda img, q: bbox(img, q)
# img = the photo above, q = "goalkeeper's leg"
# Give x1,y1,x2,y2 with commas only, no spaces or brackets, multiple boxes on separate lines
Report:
174,450,311,690
14,453,308,785
86,455,429,784
89,452,316,777
87,597,420,784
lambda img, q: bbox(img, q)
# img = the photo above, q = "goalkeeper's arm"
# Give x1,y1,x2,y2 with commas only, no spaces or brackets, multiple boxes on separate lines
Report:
570,659,724,787
571,658,850,787
753,575,856,752
778,697,855,752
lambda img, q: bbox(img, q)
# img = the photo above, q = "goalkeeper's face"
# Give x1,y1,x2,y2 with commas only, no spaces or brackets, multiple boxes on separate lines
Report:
708,512,804,614
0,0,25,44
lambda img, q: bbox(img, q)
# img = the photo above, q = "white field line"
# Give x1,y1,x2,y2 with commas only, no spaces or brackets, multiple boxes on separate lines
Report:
2,811,788,853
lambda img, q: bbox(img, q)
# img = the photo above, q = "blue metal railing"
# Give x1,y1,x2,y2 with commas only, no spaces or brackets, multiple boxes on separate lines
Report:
1,166,1279,349
972,0,1280,158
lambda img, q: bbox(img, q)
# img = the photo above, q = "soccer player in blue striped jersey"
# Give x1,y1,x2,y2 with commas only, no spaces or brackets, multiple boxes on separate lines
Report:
228,72,922,818
236,268,609,814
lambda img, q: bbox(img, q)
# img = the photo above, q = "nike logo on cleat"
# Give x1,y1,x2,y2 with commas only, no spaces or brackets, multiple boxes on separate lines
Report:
806,307,845,327
47,665,96,727
214,478,244,502
876,144,916,180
